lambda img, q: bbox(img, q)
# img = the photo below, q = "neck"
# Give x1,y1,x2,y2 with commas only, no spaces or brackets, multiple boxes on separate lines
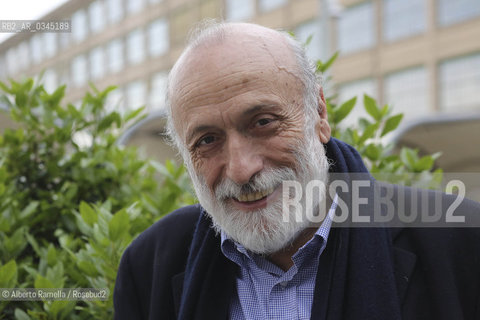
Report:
267,227,318,271
266,191,333,271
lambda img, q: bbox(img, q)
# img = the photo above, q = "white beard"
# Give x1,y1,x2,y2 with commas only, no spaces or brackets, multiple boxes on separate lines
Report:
186,131,330,255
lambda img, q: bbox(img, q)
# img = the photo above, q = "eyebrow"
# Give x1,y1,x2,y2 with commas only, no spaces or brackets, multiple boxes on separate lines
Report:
241,104,278,117
186,125,218,145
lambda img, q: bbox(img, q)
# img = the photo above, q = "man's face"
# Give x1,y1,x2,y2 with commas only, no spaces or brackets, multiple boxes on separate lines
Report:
170,29,330,254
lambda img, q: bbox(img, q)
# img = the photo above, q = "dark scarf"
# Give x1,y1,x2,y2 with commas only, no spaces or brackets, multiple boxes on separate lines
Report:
178,138,402,320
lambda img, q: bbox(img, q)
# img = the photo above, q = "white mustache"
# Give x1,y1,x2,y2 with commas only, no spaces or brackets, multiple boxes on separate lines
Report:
214,167,297,201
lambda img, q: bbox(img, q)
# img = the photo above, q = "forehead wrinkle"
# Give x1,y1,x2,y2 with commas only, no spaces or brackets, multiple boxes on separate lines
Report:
175,72,261,109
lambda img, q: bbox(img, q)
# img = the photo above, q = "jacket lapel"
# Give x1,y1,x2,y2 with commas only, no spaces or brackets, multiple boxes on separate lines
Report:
177,213,236,320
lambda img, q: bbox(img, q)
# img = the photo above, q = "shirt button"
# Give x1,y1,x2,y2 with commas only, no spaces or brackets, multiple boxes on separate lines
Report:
280,281,288,288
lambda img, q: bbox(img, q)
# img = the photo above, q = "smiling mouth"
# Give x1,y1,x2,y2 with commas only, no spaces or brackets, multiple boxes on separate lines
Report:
235,187,275,203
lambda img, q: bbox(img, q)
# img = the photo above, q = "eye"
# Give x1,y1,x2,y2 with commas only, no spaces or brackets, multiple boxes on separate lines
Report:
198,135,216,146
255,118,274,127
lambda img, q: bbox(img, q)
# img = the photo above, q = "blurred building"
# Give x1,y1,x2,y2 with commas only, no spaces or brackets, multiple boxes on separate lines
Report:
0,0,479,175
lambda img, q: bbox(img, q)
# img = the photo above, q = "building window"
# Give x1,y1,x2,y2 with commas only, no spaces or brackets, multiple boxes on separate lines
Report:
43,69,58,93
0,55,5,79
295,20,323,62
127,80,147,111
437,0,480,26
126,0,145,15
337,78,378,127
72,55,88,87
107,38,124,73
259,0,287,13
439,53,480,112
58,66,70,87
384,67,429,121
337,2,375,54
72,10,88,43
17,42,30,71
30,35,43,65
6,48,19,75
226,0,254,21
127,28,145,65
90,47,105,80
89,0,106,33
43,33,57,58
150,72,168,109
106,87,125,113
107,0,124,24
59,32,70,49
383,0,425,42
148,18,169,57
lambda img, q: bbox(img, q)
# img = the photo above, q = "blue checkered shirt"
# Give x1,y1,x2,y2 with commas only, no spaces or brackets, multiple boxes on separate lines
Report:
220,196,337,320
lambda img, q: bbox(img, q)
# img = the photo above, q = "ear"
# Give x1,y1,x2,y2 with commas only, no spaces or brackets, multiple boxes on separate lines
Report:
316,87,331,143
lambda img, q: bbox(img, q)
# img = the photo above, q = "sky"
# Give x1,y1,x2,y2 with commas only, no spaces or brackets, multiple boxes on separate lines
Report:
0,0,69,43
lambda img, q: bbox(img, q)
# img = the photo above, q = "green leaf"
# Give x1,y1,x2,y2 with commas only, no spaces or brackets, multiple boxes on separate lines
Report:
14,309,32,320
108,209,130,241
4,227,28,259
97,112,122,132
124,106,145,123
363,94,381,121
0,80,12,93
26,232,42,257
0,183,5,196
381,104,390,117
77,260,98,277
46,244,57,267
414,156,435,171
0,260,17,288
79,201,97,226
19,201,39,219
326,100,334,119
364,144,381,161
400,148,418,170
316,51,339,73
304,34,313,47
358,118,371,131
381,114,403,137
334,97,356,123
358,123,379,145
34,275,54,289
48,85,66,106
49,300,72,318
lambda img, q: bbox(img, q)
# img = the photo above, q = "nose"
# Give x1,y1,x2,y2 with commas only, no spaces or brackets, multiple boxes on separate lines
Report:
225,134,263,185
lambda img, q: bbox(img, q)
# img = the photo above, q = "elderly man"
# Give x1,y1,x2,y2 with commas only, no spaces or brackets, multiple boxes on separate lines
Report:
114,22,480,320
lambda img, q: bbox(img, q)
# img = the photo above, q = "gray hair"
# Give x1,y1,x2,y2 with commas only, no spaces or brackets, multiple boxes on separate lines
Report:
165,20,322,160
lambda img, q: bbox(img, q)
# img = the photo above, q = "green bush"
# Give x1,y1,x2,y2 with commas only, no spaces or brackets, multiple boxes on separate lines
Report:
318,53,442,189
0,53,441,319
0,80,195,319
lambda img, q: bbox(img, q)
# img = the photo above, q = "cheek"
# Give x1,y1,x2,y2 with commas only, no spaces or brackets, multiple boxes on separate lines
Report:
190,153,223,191
261,131,305,169
259,109,306,168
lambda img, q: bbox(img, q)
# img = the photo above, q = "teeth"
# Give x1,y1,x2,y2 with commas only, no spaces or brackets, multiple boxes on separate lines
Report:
236,187,274,202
